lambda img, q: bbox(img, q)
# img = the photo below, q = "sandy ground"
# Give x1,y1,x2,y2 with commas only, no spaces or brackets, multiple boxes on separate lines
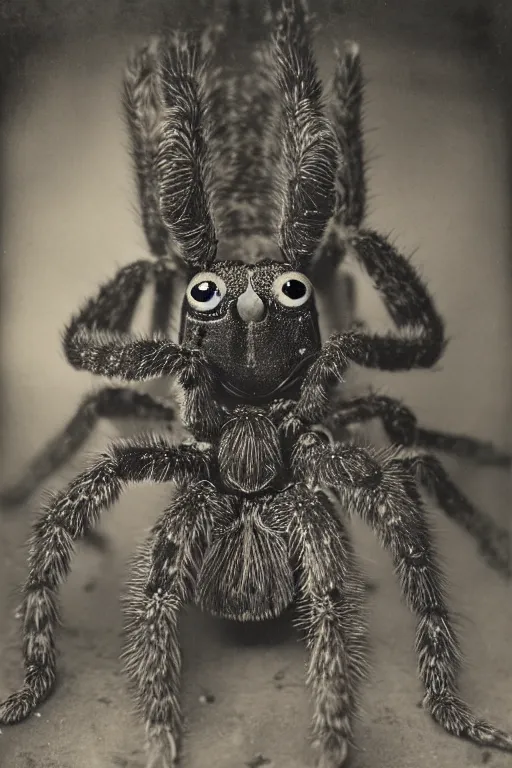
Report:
0,15,511,768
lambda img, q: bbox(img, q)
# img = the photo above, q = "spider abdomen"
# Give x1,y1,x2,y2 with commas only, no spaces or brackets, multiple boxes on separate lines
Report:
217,406,284,493
195,494,294,621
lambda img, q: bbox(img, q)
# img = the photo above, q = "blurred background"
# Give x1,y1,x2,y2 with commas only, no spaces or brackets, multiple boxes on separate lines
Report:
0,1,511,767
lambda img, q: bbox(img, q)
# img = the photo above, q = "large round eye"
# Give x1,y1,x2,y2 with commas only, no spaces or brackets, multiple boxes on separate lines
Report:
272,271,313,308
186,272,227,312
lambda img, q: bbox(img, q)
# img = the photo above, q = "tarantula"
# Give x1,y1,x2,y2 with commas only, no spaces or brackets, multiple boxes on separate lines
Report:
1,1,511,766
1,3,507,567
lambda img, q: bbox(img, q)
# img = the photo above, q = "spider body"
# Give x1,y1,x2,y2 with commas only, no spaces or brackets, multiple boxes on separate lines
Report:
187,485,296,621
1,2,511,766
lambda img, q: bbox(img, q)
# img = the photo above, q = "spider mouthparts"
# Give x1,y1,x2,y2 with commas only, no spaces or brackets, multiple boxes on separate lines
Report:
219,353,317,402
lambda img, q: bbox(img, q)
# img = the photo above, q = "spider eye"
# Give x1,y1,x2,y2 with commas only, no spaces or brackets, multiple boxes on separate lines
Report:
273,272,313,308
186,272,227,312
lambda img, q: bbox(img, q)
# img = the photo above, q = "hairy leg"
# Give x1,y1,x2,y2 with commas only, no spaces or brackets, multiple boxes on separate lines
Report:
0,439,210,724
330,393,510,576
156,30,218,269
329,42,366,231
123,482,215,767
281,483,368,767
308,38,444,364
73,260,157,333
63,318,222,439
123,38,169,258
402,452,510,578
1,259,179,528
271,0,337,271
62,258,177,338
332,393,510,466
310,41,365,286
305,229,446,401
1,388,177,508
293,435,512,750
311,42,444,365
3,260,179,508
291,305,445,428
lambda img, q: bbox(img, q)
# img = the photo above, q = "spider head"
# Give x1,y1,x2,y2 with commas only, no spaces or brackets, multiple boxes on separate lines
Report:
179,259,321,401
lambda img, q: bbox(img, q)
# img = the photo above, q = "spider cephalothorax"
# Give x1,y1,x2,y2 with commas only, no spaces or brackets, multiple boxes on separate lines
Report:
1,1,511,767
180,259,321,399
